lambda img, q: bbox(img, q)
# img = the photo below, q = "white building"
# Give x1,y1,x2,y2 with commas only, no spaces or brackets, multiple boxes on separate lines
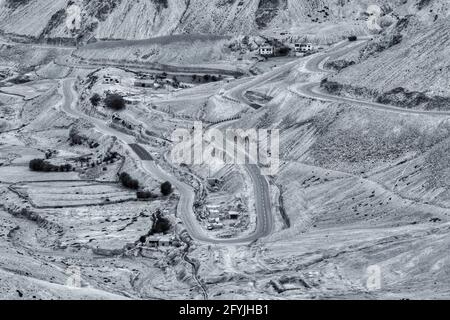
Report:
103,75,120,84
294,43,314,52
146,235,173,248
228,211,240,220
259,46,274,56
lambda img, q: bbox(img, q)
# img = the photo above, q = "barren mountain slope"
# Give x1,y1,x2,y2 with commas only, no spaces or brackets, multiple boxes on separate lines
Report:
210,46,450,297
325,17,450,110
0,0,434,40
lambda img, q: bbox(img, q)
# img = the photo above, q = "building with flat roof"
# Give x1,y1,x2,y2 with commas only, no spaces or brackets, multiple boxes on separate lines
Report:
259,46,274,56
294,43,313,52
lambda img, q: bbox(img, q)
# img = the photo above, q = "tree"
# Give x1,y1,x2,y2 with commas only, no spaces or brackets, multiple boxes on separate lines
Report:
151,210,171,234
119,172,139,190
29,159,70,172
29,159,45,171
161,181,172,196
90,93,101,106
105,93,125,111
278,47,290,56
137,190,155,199
69,127,84,145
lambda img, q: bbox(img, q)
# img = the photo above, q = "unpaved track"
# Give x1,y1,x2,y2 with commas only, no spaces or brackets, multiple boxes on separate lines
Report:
61,79,273,245
296,40,450,117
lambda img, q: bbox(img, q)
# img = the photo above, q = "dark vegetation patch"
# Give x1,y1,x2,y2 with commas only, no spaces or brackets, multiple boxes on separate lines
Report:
152,0,169,11
160,181,172,196
119,172,139,190
39,9,66,39
5,0,31,10
150,209,171,234
324,59,355,71
136,190,157,200
82,0,122,21
105,93,125,111
29,159,73,172
377,87,450,111
90,93,102,106
416,0,432,10
255,0,287,28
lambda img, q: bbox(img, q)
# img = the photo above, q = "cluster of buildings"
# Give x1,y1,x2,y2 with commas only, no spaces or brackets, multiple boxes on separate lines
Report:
259,41,315,57
134,79,163,89
134,76,190,90
103,74,121,85
205,204,242,231
145,234,176,248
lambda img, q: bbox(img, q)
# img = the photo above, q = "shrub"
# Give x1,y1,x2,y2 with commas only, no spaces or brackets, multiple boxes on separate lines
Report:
69,127,85,145
90,93,101,106
161,181,172,196
348,36,358,42
151,210,171,234
105,93,125,111
119,172,139,190
136,190,155,199
29,159,72,172
278,47,290,56
29,159,45,171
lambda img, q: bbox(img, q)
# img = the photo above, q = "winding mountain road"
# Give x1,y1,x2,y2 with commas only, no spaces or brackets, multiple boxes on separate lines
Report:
61,78,273,244
295,40,450,117
44,36,450,248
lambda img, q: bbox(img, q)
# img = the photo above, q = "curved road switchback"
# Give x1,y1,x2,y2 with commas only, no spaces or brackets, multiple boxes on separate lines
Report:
61,78,273,245
295,39,450,117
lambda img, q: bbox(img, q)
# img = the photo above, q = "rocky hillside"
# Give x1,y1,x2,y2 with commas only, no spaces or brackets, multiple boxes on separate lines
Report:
0,0,430,41
323,0,449,110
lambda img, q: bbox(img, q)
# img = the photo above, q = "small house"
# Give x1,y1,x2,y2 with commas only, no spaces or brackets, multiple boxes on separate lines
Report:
259,46,274,56
145,235,173,248
295,43,313,52
146,236,160,248
134,80,154,88
124,97,140,105
208,209,220,217
103,75,120,85
228,211,240,220
158,236,173,247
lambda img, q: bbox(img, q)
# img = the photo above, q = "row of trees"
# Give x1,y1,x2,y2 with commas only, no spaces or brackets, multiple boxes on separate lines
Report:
29,159,73,172
90,93,126,111
120,170,172,195
191,74,222,83
119,172,139,190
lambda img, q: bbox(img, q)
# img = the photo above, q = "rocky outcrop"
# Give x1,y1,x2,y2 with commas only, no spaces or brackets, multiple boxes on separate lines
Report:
377,87,450,111
255,0,287,28
2,0,445,40
321,79,450,111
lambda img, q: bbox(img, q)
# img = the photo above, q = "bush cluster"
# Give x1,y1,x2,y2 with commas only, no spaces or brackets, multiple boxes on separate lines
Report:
29,159,73,172
105,93,125,111
160,181,172,196
119,172,139,190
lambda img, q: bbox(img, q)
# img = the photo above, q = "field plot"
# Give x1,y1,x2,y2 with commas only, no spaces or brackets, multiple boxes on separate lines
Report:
12,181,137,208
0,166,80,183
44,200,168,252
0,80,55,100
